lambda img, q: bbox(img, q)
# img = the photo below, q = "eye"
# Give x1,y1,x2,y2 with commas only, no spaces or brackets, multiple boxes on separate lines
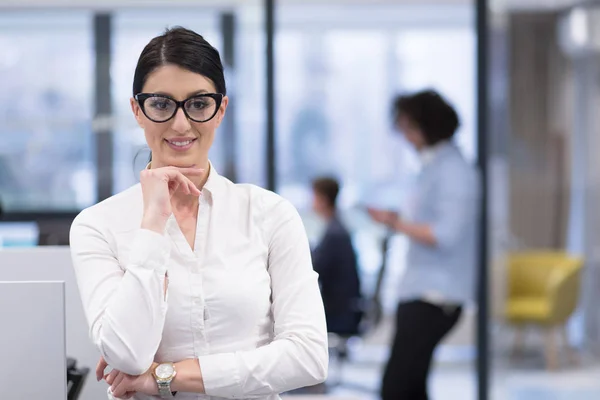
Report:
188,99,209,110
148,99,171,110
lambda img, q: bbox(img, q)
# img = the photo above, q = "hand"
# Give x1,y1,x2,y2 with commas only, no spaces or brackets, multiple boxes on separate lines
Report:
105,363,159,399
367,208,400,228
140,166,204,233
96,356,108,381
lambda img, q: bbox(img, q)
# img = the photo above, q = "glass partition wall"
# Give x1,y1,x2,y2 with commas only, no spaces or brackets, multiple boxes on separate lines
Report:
487,1,600,399
274,3,478,399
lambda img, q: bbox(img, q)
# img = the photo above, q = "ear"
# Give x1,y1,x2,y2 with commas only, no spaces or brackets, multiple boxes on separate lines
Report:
215,96,229,127
130,97,144,128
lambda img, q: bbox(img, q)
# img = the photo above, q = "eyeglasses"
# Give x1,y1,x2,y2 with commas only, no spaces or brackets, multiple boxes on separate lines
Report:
134,93,224,123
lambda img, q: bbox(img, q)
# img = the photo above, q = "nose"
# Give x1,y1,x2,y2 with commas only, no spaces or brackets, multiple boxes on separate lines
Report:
170,107,191,134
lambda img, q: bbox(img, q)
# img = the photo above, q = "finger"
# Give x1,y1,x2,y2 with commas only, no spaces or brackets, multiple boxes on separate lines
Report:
175,167,205,175
168,180,182,195
173,174,192,195
111,375,131,398
96,357,108,381
187,179,201,196
181,175,201,196
105,369,119,385
163,167,204,179
163,170,201,197
175,173,200,196
110,372,126,395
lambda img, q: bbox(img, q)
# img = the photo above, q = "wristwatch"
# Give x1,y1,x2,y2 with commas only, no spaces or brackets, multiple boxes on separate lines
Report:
152,362,177,398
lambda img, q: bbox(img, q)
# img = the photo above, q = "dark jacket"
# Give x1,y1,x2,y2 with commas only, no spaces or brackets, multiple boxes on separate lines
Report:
311,216,362,335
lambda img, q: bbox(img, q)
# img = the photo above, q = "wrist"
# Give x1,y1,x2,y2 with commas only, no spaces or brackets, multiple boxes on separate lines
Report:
129,369,159,396
152,362,176,398
141,214,168,234
171,359,204,394
391,218,405,232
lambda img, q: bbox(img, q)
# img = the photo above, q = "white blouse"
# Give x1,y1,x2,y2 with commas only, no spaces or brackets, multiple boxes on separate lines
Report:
69,165,328,400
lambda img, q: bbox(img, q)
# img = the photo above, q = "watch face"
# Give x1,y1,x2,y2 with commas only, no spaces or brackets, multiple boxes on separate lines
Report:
155,363,175,379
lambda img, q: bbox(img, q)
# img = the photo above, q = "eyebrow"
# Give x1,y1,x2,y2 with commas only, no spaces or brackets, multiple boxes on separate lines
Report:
187,89,210,97
149,89,211,99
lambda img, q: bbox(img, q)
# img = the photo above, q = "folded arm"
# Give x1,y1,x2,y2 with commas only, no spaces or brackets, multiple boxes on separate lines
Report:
70,211,171,375
171,198,329,398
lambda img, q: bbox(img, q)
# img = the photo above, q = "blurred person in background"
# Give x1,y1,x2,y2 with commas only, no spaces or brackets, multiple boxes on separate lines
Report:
70,27,327,400
311,177,362,336
368,90,480,400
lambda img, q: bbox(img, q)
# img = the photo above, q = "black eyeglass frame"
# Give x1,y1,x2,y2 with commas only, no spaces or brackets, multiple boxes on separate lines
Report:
134,92,224,123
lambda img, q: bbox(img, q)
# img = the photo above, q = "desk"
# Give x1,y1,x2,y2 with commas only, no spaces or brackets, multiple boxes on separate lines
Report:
0,247,103,400
0,281,67,399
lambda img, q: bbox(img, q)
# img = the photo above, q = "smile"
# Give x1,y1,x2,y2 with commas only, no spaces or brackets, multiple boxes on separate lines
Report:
165,138,197,151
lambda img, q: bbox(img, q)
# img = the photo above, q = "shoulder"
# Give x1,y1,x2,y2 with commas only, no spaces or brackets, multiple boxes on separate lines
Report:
71,184,143,235
327,218,351,238
220,178,298,218
437,146,479,186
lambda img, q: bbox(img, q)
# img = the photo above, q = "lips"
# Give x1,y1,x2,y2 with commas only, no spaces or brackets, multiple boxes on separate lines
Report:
166,138,196,147
164,137,197,152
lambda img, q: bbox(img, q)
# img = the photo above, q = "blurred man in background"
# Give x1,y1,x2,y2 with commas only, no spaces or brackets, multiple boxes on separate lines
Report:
311,177,362,336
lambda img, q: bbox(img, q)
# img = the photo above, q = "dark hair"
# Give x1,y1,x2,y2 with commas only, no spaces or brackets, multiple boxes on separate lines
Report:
133,26,226,96
392,89,459,146
312,177,340,208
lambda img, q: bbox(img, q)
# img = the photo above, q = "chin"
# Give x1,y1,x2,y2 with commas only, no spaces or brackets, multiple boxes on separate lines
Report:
159,153,199,168
169,160,199,168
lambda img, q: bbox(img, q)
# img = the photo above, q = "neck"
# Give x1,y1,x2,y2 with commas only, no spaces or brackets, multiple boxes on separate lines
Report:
416,143,428,152
320,208,336,221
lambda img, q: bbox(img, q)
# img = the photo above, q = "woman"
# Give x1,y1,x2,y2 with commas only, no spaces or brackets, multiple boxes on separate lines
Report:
368,90,479,400
70,27,327,400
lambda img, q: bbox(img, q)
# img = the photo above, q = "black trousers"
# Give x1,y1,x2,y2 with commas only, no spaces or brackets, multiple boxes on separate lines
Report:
381,300,462,400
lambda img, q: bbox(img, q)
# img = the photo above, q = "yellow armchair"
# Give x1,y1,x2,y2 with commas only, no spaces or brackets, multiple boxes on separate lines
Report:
505,252,583,370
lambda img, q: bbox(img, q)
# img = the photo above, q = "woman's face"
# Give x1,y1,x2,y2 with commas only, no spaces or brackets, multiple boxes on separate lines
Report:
130,64,228,169
396,114,426,150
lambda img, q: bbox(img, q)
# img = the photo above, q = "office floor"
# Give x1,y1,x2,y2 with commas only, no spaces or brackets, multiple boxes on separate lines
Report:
306,343,600,400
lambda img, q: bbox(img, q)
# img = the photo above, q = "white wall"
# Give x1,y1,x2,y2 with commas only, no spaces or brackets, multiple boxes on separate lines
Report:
0,247,108,400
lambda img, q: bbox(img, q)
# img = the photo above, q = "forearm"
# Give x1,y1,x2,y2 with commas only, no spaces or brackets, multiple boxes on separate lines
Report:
393,220,437,246
93,267,169,375
171,359,205,394
89,230,171,375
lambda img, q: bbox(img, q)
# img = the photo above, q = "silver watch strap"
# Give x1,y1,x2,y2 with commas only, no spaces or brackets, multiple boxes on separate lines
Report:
158,381,175,398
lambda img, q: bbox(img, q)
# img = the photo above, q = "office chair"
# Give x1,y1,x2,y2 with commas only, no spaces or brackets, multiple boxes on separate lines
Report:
67,357,90,400
327,231,391,390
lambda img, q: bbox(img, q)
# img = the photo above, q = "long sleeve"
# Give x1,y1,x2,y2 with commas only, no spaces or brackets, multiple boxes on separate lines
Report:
198,197,329,398
311,232,335,283
431,163,480,250
70,210,171,375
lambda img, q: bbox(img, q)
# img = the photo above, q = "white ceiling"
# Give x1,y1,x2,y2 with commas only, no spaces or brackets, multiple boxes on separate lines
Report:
0,0,584,11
